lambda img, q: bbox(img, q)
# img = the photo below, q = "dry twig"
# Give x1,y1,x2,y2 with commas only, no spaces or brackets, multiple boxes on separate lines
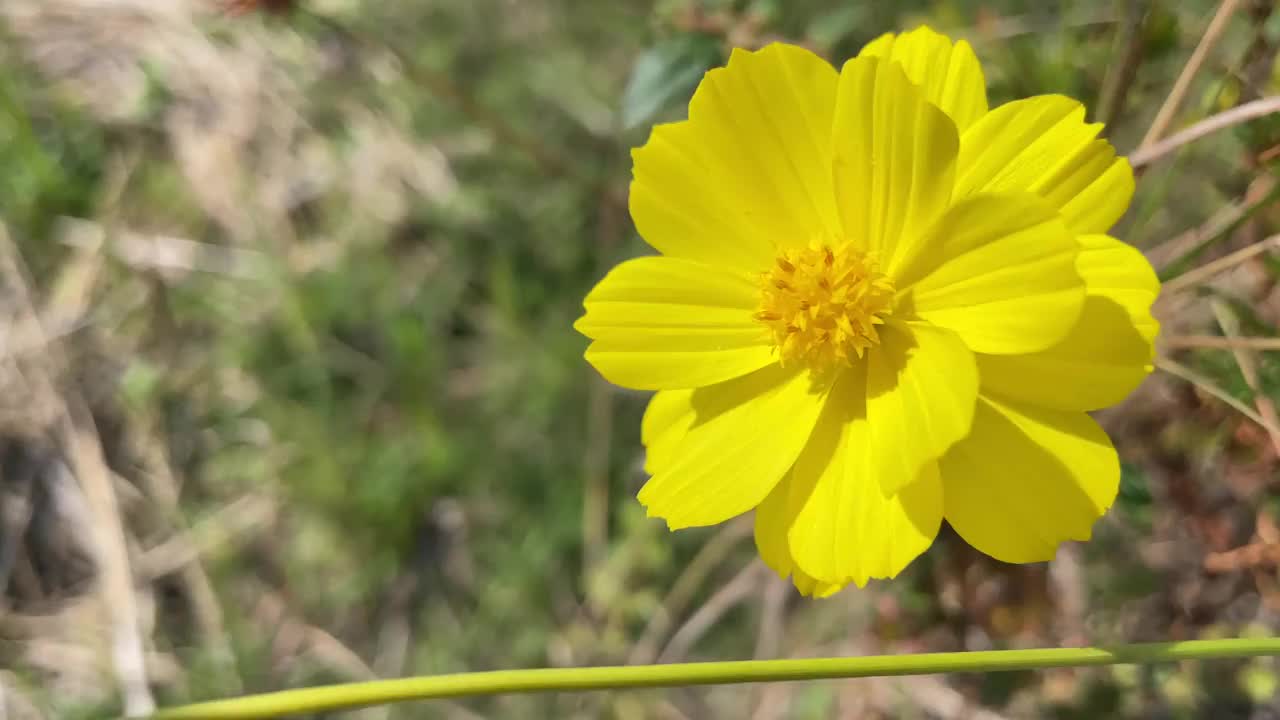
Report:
137,495,275,579
1139,0,1245,148
627,517,753,666
1131,96,1280,168
748,575,790,720
582,191,625,594
0,225,154,716
1147,176,1278,271
1161,233,1280,293
1211,300,1280,455
1205,543,1280,573
1162,335,1280,351
752,574,788,661
656,560,766,664
1155,356,1279,438
1097,1,1149,130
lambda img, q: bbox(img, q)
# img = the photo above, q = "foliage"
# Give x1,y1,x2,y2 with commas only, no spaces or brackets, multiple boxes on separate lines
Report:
0,1,1278,718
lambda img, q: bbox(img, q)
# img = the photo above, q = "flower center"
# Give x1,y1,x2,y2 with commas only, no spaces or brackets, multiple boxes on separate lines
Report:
754,243,895,372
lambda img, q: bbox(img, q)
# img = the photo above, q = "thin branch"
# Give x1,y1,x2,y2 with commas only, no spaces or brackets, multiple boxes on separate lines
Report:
582,191,625,596
581,386,612,589
1139,0,1245,148
656,561,767,664
1130,96,1280,168
952,9,1117,42
1096,1,1149,130
1149,176,1280,276
1155,356,1274,433
1162,335,1280,350
1206,542,1280,573
752,574,788,661
749,575,791,720
1211,300,1280,455
129,411,245,693
0,225,155,715
1161,233,1280,292
627,517,753,665
138,495,275,579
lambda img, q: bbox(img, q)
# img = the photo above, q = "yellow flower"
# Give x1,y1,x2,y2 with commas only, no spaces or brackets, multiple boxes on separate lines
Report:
575,27,1159,597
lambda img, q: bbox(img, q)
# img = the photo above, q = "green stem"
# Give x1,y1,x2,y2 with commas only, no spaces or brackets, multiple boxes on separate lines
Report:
151,638,1280,719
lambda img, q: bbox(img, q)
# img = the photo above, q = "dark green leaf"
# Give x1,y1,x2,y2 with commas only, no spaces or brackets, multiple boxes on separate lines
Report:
1117,462,1152,510
621,33,722,130
806,5,868,52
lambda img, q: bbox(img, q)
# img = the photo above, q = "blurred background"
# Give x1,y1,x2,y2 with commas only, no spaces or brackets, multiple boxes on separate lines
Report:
0,0,1278,717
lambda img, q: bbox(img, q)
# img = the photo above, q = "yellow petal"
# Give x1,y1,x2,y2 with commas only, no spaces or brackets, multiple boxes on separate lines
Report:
754,477,795,579
956,95,1134,234
832,56,959,277
978,235,1160,410
641,390,695,475
754,477,847,597
774,371,943,586
941,396,1120,563
867,322,977,497
631,43,840,271
576,257,776,390
1075,234,1161,342
752,474,896,597
791,572,844,598
859,26,988,132
899,193,1086,355
639,364,828,529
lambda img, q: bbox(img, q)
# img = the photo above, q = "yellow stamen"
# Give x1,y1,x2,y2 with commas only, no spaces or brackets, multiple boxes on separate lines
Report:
755,242,895,372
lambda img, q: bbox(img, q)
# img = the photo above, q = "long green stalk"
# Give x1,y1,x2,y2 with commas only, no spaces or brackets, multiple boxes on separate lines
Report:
151,638,1280,719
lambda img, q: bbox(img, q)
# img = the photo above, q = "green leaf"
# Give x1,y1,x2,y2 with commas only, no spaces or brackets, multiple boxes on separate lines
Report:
621,33,722,130
1117,462,1152,511
806,5,868,52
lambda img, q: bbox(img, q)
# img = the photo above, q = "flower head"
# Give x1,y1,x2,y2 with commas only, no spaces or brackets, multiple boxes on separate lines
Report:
575,26,1159,596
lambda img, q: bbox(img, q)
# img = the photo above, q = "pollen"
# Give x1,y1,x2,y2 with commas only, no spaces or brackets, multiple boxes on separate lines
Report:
754,242,895,372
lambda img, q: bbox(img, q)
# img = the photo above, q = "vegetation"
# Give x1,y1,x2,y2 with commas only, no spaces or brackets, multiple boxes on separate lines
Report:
1,0,1279,717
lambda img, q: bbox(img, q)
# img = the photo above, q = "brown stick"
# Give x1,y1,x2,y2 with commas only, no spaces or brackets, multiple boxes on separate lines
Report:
0,225,155,715
1147,176,1277,271
627,517,753,666
1131,96,1280,167
1155,356,1280,446
656,561,765,664
1096,1,1149,131
1211,300,1280,455
1161,233,1280,293
1139,0,1245,148
1162,335,1280,350
1206,543,1280,572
